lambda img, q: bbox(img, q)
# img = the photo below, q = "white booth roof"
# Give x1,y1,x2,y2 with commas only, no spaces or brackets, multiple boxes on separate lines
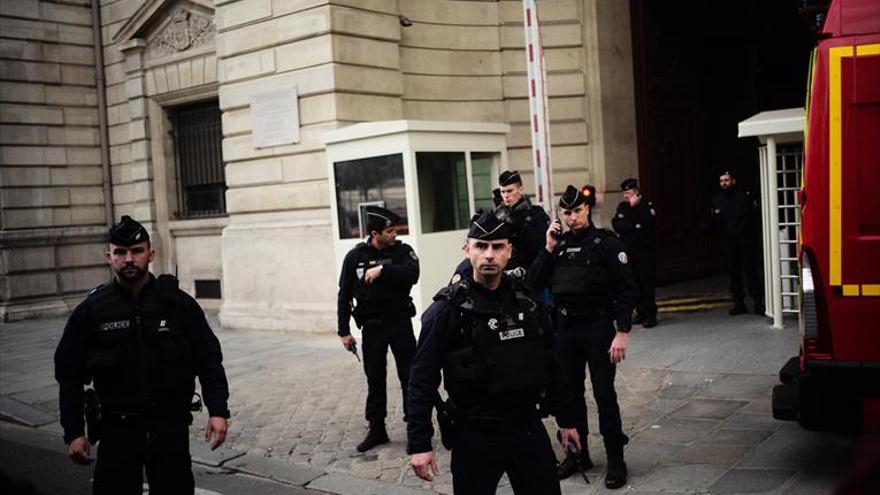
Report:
738,108,805,143
321,120,511,145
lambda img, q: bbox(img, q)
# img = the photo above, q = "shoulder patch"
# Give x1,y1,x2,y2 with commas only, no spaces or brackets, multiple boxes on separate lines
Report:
618,251,629,264
650,208,656,216
85,284,103,297
451,273,461,284
409,250,419,261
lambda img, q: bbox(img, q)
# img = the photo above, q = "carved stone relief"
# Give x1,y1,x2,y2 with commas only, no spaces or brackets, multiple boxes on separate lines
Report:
148,8,214,60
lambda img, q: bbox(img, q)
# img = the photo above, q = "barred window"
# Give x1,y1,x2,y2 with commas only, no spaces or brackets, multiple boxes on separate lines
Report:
170,100,226,218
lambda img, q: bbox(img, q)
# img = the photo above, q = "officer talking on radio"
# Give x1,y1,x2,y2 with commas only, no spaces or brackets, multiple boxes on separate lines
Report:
528,185,637,490
407,210,581,494
612,178,658,328
54,216,230,495
337,205,420,452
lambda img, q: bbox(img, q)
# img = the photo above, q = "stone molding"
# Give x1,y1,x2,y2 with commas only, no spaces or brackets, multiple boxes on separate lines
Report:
0,226,107,249
149,9,214,60
169,216,228,237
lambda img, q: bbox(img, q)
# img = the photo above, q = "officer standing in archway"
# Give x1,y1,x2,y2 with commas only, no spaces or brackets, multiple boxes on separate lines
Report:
337,205,420,452
612,178,658,328
529,185,637,490
54,216,230,494
407,211,581,494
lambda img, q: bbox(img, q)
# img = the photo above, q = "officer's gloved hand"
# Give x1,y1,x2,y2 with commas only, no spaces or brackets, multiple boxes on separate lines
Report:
504,266,526,280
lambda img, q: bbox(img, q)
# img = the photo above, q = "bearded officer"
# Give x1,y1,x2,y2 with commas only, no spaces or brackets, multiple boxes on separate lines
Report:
407,210,581,494
54,216,230,494
528,185,637,489
338,205,419,452
612,178,658,328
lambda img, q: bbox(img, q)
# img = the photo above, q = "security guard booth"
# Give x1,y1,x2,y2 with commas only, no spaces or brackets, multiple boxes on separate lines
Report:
738,108,805,329
322,120,510,333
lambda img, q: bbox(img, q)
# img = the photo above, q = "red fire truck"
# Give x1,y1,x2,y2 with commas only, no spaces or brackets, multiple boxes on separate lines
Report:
772,0,880,433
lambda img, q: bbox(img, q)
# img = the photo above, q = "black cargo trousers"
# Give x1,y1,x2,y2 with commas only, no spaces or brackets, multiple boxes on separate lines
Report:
555,311,629,451
361,312,417,425
94,412,193,495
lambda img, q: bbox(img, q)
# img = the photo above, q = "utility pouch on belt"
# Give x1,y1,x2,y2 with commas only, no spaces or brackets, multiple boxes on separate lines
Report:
84,388,101,445
435,396,457,450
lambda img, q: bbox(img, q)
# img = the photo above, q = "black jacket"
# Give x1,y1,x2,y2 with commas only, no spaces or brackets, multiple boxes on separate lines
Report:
612,199,657,250
501,198,550,271
337,240,419,336
710,187,759,240
54,275,230,444
406,275,576,454
528,226,638,331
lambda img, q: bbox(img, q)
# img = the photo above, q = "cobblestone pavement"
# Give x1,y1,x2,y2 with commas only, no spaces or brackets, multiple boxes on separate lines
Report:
1,309,862,494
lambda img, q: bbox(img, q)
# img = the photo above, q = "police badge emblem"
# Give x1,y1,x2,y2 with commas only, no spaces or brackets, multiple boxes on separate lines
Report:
356,268,365,279
618,252,628,264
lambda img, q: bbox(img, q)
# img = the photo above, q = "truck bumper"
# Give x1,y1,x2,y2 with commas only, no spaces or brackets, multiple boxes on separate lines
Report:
773,356,880,432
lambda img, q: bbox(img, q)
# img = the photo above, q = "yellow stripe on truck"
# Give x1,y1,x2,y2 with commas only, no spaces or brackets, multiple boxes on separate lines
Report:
828,45,852,288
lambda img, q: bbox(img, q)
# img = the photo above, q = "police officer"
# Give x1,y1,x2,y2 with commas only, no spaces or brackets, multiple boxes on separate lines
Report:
407,211,581,494
54,216,230,495
710,170,765,315
528,185,637,489
337,205,419,452
612,178,658,328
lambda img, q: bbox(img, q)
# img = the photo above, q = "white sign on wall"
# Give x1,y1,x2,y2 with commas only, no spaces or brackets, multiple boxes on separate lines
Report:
250,86,300,148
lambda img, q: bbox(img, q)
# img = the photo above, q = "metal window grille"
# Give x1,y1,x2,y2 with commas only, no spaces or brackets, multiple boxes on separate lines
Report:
776,144,803,314
170,100,226,218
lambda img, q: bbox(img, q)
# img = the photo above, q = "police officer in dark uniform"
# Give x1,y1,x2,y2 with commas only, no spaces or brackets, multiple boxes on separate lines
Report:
407,211,582,495
528,185,637,489
337,205,419,452
612,178,658,328
54,216,230,495
710,170,765,315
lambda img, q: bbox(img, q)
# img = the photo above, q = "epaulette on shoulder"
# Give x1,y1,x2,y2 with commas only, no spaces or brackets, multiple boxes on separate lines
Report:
85,284,104,297
434,277,470,304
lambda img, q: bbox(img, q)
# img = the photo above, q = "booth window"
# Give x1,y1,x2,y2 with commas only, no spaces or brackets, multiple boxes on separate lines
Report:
334,153,408,239
169,100,226,218
417,151,500,233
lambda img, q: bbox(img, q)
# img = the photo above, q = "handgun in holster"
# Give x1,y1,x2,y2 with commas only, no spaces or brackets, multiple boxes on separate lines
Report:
435,394,458,451
84,388,101,445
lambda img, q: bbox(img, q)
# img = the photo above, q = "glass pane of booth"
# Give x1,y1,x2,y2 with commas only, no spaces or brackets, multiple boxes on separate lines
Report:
334,154,408,239
471,152,500,212
417,152,470,233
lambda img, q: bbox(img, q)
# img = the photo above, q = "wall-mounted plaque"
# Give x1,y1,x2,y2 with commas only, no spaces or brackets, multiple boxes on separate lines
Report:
250,87,300,148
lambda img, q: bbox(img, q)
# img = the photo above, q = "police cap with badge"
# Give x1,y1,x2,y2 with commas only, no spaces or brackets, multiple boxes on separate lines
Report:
620,178,639,191
559,184,596,209
364,205,401,235
498,170,522,187
110,215,150,246
468,210,514,241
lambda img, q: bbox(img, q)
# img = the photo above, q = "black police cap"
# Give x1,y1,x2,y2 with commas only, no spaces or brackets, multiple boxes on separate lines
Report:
468,210,512,240
364,206,401,234
719,169,736,178
109,215,150,246
559,184,596,209
498,170,522,187
620,178,638,191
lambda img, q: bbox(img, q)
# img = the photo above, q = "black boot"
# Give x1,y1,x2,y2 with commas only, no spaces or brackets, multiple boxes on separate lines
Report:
356,424,389,452
604,446,628,489
643,314,658,328
557,450,593,480
632,313,645,325
729,301,747,315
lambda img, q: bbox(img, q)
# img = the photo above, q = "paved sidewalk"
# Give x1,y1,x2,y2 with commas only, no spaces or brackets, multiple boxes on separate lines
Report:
1,309,858,494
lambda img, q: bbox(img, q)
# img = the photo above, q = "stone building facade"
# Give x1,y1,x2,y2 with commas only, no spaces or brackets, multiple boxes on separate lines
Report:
1,0,638,331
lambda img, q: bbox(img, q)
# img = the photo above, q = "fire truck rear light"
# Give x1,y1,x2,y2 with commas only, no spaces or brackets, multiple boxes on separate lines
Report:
799,253,819,338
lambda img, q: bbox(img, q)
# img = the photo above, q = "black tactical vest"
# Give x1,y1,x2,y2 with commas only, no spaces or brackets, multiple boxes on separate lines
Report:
437,278,551,403
82,275,194,413
351,242,411,309
550,229,614,307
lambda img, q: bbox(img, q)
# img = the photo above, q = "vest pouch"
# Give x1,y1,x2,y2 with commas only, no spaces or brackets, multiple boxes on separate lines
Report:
85,347,124,371
550,263,589,296
484,339,550,394
155,326,195,402
442,346,486,395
